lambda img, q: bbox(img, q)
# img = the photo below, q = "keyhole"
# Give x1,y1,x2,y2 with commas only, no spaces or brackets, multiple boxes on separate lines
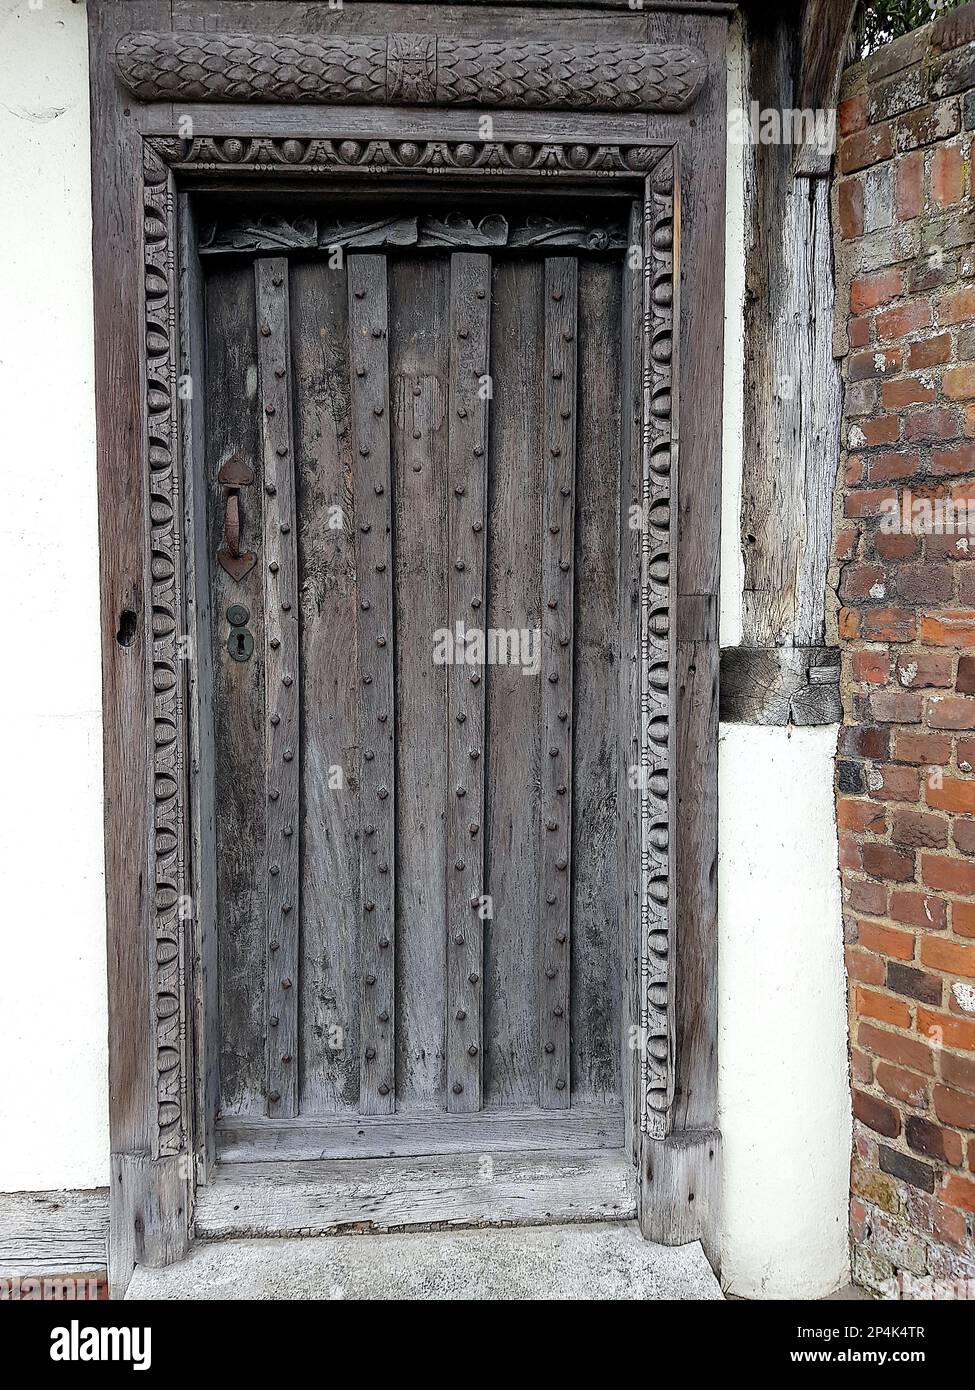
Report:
236,633,246,657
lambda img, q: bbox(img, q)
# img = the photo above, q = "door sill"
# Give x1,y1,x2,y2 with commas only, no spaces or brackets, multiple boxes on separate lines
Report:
194,1150,636,1239
215,1104,623,1163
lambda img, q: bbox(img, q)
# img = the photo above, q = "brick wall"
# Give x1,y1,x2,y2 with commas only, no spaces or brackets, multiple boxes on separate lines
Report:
833,8,975,1296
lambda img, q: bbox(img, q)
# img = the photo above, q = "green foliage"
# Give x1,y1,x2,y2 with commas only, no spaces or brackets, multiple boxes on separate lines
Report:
854,0,966,56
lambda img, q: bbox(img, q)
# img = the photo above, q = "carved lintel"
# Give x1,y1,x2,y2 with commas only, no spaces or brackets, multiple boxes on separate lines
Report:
115,32,708,113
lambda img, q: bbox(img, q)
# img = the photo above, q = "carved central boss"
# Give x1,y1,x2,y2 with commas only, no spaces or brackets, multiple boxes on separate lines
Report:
114,31,708,113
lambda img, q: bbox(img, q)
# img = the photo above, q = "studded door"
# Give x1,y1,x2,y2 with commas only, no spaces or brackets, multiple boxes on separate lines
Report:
207,206,631,1157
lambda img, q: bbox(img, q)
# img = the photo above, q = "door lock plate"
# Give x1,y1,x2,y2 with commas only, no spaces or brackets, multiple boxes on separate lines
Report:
227,605,254,662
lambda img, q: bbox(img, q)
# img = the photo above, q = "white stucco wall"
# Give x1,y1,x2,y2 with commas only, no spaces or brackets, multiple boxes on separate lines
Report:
0,0,108,1190
0,1,851,1298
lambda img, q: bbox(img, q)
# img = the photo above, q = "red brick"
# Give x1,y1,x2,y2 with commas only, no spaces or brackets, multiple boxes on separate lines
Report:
849,878,888,916
931,443,975,476
849,315,872,349
927,776,975,815
896,652,954,689
944,367,975,401
921,934,975,975
863,607,917,641
941,1173,975,1213
844,486,898,519
839,177,865,239
839,606,861,639
906,407,962,442
859,1019,935,1073
877,300,933,341
840,724,889,758
951,899,975,936
840,832,863,870
853,651,892,684
928,695,975,728
918,1006,975,1052
882,378,936,408
852,1087,901,1137
908,332,953,369
839,97,867,138
859,416,903,447
875,530,921,561
934,1084,975,1129
922,612,975,647
890,890,948,931
876,1061,929,1106
941,1050,975,1094
858,920,916,961
932,145,964,206
958,655,975,695
840,563,887,600
921,854,975,897
847,945,886,986
895,150,924,221
906,1115,964,1167
868,764,920,802
866,450,918,482
862,842,915,882
852,1047,874,1084
836,526,859,562
958,738,975,770
851,267,905,314
895,563,955,606
869,689,922,723
942,287,975,326
849,347,902,382
841,125,894,175
953,821,975,855
893,731,951,764
892,808,949,849
837,797,887,833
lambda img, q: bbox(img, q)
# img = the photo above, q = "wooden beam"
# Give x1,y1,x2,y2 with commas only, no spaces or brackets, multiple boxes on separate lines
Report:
720,646,842,726
794,0,859,176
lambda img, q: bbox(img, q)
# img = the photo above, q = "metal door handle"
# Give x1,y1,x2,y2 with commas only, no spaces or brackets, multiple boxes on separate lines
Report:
216,452,257,581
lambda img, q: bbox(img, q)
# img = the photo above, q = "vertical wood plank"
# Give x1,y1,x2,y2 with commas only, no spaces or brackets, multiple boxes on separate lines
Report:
256,257,300,1119
572,259,623,1107
290,259,360,1116
539,257,578,1109
483,259,544,1108
446,253,491,1114
206,266,266,1119
388,258,449,1110
349,254,395,1116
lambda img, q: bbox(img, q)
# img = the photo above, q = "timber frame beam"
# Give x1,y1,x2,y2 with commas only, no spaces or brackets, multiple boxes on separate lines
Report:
87,0,728,1291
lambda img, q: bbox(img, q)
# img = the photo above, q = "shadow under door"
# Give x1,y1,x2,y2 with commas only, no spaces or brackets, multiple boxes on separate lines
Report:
206,204,633,1161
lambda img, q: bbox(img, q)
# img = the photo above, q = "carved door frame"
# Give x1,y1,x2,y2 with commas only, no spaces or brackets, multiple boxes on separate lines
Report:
87,0,728,1291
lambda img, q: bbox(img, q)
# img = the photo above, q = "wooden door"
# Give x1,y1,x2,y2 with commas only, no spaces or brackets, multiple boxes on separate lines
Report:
206,201,632,1160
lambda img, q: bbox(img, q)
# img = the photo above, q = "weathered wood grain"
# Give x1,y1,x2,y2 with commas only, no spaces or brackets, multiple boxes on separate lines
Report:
216,1105,623,1162
256,258,301,1119
349,255,396,1116
538,256,578,1109
206,265,267,1119
446,253,491,1113
573,259,623,1108
195,1151,635,1238
0,1189,109,1277
483,258,544,1109
719,645,842,726
290,258,361,1116
388,256,449,1110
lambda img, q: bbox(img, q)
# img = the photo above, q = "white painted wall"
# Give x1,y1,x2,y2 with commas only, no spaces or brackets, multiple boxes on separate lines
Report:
0,0,108,1190
0,1,851,1297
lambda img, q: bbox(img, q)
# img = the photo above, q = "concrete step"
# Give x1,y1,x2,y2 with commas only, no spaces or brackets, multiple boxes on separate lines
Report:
127,1221,724,1300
